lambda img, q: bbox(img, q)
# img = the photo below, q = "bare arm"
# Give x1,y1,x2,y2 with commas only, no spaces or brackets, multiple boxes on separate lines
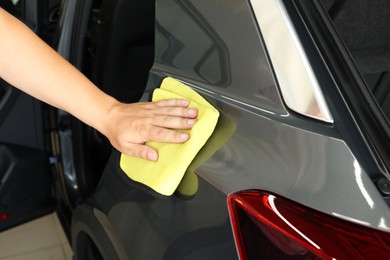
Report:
0,8,197,161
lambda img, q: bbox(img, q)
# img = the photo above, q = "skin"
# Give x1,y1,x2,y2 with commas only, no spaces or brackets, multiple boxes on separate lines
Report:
0,8,197,161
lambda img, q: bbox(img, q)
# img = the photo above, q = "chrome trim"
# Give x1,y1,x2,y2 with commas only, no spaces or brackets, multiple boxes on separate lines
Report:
249,0,333,123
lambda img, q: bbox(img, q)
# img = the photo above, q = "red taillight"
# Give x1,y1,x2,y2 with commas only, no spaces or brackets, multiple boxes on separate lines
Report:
228,190,390,259
0,212,10,221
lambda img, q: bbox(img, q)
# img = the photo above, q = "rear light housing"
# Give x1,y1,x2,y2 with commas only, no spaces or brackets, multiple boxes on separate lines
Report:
228,190,390,259
0,212,10,221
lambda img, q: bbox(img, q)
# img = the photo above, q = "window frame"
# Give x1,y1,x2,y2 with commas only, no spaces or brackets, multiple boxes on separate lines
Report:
290,0,390,178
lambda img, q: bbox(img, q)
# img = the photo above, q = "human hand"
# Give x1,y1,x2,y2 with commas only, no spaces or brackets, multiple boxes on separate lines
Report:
101,99,198,161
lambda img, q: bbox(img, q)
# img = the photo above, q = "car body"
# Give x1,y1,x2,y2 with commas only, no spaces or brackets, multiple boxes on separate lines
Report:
0,0,389,259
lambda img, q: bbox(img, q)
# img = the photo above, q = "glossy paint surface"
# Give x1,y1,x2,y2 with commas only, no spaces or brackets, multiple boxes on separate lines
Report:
152,0,285,115
88,0,390,258
93,151,238,259
149,0,390,230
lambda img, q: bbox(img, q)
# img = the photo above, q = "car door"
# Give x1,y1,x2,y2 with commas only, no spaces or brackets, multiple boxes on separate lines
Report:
0,0,61,232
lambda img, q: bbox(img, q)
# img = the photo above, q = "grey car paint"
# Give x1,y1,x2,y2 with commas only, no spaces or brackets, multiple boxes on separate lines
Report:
68,0,390,258
148,0,390,232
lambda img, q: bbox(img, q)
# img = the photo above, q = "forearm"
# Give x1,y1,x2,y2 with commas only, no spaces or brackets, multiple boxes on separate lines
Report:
0,8,198,160
0,8,115,133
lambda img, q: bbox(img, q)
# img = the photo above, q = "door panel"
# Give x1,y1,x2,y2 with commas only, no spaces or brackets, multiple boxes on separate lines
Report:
0,143,52,231
0,81,45,149
0,0,58,231
0,82,54,231
0,80,20,130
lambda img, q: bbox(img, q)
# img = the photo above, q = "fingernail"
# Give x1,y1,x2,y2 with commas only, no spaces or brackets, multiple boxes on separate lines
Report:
181,100,190,106
147,152,158,161
187,119,196,126
187,109,197,116
181,133,190,140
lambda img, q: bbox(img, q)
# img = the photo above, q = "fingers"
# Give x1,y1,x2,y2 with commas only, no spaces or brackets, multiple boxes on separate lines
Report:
105,99,199,161
113,126,190,161
152,115,197,130
144,127,190,144
154,104,198,119
120,143,159,161
118,130,190,161
143,99,198,129
153,99,198,117
155,99,190,108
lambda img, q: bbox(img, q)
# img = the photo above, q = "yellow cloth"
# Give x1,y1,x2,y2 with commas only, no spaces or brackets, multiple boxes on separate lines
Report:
120,77,220,196
175,110,237,198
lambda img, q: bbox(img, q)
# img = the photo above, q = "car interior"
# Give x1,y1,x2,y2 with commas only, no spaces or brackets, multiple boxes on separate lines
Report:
47,0,158,237
0,0,157,233
320,0,390,120
70,0,156,191
0,0,58,232
85,0,155,103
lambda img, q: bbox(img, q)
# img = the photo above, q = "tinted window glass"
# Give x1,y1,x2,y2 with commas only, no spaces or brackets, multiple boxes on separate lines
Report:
155,0,286,114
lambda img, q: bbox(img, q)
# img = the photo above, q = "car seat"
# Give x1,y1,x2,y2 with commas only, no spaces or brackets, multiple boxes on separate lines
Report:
93,0,155,103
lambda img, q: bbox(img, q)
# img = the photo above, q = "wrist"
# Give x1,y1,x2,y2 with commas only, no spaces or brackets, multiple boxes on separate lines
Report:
90,95,120,137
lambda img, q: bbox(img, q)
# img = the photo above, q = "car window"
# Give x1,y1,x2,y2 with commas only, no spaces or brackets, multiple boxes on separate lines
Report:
320,0,390,121
154,0,286,115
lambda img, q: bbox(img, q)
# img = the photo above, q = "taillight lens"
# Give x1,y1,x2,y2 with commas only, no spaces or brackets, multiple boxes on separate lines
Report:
0,212,10,221
228,190,390,259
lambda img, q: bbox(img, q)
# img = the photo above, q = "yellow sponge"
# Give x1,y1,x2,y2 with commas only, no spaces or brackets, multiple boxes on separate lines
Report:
119,77,220,196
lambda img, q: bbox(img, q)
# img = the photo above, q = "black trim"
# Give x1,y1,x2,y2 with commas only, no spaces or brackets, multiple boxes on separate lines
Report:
0,79,20,127
70,0,94,69
282,0,390,180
